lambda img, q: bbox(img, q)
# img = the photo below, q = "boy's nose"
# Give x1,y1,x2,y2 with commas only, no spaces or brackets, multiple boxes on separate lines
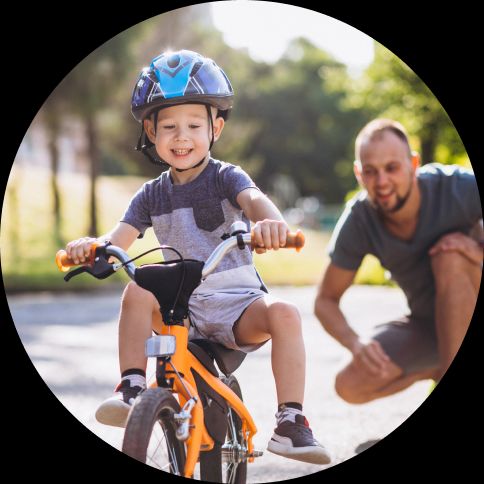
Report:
174,128,189,141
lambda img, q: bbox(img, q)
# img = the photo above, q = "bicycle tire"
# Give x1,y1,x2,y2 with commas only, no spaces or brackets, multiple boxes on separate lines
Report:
122,388,187,476
199,374,247,484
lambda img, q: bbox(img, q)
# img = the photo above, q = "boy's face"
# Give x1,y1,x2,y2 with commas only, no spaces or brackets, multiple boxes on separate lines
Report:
144,103,224,171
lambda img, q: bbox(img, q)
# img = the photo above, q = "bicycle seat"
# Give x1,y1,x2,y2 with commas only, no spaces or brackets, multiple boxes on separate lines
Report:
189,339,246,377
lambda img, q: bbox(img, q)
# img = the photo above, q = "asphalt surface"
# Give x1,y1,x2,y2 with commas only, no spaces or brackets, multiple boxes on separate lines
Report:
8,285,431,482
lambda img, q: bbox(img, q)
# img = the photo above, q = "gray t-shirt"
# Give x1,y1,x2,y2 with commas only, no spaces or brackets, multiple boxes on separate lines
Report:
328,163,482,321
121,158,264,293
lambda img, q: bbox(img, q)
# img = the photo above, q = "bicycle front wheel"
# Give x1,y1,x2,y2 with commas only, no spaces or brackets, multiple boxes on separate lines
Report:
122,388,186,476
200,374,247,484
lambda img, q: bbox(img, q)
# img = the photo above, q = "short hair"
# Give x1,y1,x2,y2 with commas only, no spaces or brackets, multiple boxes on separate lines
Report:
355,118,412,160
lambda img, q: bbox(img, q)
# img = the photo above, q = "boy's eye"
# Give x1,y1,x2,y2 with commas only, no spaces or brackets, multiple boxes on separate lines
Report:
162,125,175,129
189,124,201,129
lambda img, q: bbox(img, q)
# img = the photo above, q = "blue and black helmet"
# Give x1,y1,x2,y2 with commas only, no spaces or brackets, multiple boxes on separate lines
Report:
131,50,234,122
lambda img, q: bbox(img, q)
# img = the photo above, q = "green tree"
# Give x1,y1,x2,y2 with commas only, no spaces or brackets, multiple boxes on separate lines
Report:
344,43,467,165
226,38,367,205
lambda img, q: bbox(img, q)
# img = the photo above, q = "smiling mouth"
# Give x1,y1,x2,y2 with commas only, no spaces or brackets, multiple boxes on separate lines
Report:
172,149,192,156
376,190,394,200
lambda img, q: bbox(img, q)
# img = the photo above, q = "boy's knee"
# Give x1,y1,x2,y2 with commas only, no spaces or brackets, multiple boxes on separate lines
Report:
122,281,156,307
268,301,301,331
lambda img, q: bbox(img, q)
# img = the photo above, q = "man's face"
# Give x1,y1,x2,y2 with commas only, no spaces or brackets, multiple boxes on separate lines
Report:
355,131,418,214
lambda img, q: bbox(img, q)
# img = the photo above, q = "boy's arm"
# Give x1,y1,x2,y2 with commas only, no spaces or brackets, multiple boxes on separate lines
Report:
236,188,288,251
100,222,140,251
66,222,140,264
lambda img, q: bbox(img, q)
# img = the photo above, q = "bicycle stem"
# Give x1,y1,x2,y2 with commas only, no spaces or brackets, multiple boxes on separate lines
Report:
202,233,252,278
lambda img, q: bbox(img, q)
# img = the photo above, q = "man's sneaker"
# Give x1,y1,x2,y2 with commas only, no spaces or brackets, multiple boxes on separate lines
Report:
95,379,144,428
267,414,331,465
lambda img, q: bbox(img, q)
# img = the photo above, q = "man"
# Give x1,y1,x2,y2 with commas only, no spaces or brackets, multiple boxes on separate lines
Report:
314,118,482,403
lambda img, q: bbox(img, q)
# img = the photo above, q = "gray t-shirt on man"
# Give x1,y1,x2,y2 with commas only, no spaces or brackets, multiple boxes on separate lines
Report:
328,163,482,322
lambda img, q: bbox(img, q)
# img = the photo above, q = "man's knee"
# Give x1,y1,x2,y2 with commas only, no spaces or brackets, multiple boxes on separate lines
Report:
334,367,374,404
431,248,480,290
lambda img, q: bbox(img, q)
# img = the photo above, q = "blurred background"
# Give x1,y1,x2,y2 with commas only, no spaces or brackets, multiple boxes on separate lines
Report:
1,1,471,292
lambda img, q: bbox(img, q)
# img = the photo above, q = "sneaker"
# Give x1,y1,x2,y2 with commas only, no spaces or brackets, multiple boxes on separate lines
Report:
267,414,331,465
95,379,144,428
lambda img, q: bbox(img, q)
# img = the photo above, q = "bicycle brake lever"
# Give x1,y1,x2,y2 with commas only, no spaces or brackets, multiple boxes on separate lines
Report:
64,266,89,282
63,246,115,282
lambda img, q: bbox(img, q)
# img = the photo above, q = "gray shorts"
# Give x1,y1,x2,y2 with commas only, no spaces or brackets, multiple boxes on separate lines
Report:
188,290,267,353
371,316,439,374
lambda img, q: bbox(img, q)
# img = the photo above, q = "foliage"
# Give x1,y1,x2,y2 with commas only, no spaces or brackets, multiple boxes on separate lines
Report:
341,42,468,166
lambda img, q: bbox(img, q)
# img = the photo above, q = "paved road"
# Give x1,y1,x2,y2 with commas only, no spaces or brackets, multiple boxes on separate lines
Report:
8,285,431,482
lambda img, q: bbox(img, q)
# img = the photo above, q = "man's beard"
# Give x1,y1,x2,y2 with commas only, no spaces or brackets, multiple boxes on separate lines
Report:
371,182,413,215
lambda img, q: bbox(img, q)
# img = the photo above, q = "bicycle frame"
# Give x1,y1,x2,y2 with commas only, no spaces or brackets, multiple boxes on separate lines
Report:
155,323,257,478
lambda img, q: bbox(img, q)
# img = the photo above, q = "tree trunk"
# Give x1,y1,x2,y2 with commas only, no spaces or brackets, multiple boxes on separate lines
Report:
420,121,439,165
85,113,100,236
420,136,436,165
46,114,63,245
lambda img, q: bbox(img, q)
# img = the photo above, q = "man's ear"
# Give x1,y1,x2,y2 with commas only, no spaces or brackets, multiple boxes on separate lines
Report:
353,159,363,186
212,116,225,142
411,151,421,171
143,118,156,143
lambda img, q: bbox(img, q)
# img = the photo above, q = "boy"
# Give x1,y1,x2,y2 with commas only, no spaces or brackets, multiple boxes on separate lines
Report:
66,50,330,465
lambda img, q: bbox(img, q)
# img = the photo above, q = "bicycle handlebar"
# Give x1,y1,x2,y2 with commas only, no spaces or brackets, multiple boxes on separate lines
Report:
55,228,305,280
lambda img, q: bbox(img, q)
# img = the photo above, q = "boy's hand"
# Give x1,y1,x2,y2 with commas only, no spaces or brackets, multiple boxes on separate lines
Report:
66,237,98,264
252,219,289,254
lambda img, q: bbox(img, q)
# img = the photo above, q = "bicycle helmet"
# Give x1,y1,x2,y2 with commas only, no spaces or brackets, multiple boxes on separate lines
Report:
132,50,234,168
132,49,234,121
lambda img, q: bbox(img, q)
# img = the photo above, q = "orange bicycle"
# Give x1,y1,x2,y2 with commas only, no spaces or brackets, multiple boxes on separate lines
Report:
56,222,305,482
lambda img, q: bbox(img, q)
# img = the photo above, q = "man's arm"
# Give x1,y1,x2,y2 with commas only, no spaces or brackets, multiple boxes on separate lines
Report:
428,228,483,267
314,263,361,352
315,262,391,376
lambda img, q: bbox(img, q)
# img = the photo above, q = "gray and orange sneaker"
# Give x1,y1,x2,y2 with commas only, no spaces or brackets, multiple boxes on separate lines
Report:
95,379,144,428
267,414,331,465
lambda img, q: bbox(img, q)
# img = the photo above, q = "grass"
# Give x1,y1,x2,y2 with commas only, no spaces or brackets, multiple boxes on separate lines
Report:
1,165,391,292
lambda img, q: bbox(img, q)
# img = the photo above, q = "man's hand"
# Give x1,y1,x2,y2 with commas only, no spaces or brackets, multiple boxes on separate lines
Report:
351,340,392,377
252,219,289,254
428,231,483,266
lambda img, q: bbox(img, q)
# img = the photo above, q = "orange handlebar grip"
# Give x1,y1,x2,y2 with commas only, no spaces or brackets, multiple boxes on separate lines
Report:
55,243,99,272
250,229,305,252
55,250,74,272
284,230,305,252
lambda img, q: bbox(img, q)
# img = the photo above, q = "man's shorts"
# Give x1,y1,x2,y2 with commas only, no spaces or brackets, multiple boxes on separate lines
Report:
371,316,439,375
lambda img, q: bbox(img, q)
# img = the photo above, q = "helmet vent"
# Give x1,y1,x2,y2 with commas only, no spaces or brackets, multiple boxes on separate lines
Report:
190,61,203,78
167,54,181,69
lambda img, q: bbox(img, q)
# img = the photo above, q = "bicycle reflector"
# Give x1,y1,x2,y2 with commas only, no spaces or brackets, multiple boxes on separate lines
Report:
145,335,177,357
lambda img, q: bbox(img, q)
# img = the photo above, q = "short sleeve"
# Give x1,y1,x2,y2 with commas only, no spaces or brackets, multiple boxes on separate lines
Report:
217,163,259,208
120,183,153,236
452,167,482,223
327,203,369,271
